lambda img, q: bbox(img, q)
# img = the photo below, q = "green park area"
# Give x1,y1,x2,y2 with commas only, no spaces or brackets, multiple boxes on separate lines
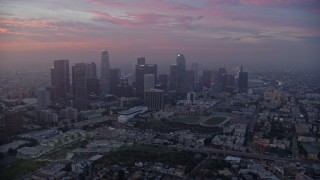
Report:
202,116,226,126
0,159,48,179
98,144,206,173
170,116,202,124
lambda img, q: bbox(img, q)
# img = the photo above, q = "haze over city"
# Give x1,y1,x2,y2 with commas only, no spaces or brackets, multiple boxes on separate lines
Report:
1,0,320,71
1,1,320,180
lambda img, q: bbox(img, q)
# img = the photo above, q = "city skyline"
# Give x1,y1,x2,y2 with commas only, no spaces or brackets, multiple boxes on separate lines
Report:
1,0,320,71
1,1,320,178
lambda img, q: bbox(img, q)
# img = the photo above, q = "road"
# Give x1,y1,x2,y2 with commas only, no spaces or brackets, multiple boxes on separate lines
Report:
187,155,210,178
292,127,298,159
166,145,317,164
72,116,112,127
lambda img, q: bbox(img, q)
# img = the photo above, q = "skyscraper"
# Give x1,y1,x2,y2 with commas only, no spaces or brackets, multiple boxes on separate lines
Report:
240,64,244,72
101,50,110,94
176,54,186,93
159,74,168,85
218,67,228,91
85,62,99,96
110,68,121,95
36,88,50,110
86,62,97,79
136,64,145,97
135,61,157,97
239,67,248,93
186,70,195,90
137,57,146,65
51,60,70,100
87,78,100,96
191,63,199,81
203,70,212,88
144,74,155,91
117,77,133,97
145,64,157,81
170,64,178,90
72,63,87,99
144,89,164,111
228,74,235,87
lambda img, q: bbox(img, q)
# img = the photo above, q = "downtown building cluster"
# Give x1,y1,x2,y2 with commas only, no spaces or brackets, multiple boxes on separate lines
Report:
48,51,248,112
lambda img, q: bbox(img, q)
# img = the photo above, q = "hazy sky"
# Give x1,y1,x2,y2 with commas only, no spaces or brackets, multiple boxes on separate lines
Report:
0,0,320,71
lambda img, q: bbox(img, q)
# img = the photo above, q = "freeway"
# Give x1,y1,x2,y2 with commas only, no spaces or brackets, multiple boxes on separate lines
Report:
166,145,318,164
73,116,111,127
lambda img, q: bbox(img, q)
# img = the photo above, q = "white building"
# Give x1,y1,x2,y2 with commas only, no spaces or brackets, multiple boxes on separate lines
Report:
118,106,148,123
187,92,197,102
144,74,155,91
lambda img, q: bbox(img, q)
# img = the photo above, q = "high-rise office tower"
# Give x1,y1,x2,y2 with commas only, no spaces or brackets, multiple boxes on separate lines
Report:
218,67,228,91
186,70,195,90
159,74,168,85
117,77,133,97
72,63,87,99
135,61,157,97
145,64,157,81
137,57,146,65
85,62,99,96
144,89,164,111
191,63,199,81
36,88,50,110
239,68,248,93
87,78,100,96
110,68,121,95
101,50,110,94
51,60,70,100
170,64,178,90
176,54,186,93
135,64,145,97
86,62,97,78
228,74,235,87
203,70,212,88
144,74,155,91
156,74,168,91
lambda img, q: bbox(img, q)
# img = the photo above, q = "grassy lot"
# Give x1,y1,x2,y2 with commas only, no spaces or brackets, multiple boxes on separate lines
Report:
170,116,202,124
202,116,226,126
98,144,206,173
127,144,171,154
0,159,48,179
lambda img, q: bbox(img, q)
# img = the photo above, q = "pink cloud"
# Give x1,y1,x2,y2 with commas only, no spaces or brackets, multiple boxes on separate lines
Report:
0,27,48,36
92,11,202,31
240,0,317,6
91,11,136,27
0,18,57,29
0,18,102,33
211,0,318,6
0,28,9,33
87,0,127,9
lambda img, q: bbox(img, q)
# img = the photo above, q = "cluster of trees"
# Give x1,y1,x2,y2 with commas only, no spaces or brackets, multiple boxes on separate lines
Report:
100,146,206,173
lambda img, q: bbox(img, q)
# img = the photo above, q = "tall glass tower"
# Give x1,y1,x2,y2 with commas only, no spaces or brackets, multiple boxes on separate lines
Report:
176,54,186,93
100,50,110,94
51,60,70,100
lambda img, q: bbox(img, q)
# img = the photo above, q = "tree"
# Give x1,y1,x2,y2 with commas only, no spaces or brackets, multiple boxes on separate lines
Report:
8,148,17,156
204,137,212,146
117,170,125,180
